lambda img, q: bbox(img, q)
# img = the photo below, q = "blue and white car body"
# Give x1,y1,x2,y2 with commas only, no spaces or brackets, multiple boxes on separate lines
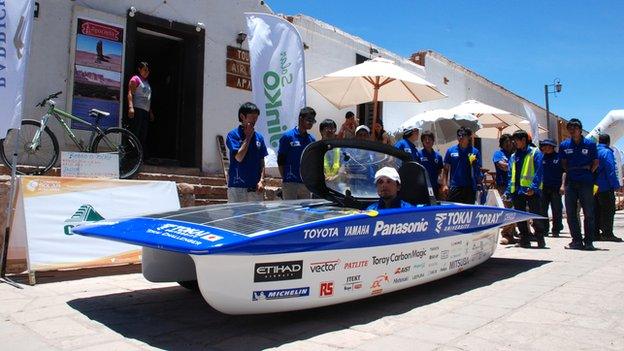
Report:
74,139,540,314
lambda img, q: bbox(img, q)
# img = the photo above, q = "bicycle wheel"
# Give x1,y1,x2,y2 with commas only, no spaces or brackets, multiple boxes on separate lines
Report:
0,119,59,175
91,127,143,179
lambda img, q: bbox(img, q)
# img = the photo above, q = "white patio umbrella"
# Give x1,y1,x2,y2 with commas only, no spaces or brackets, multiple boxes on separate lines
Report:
448,99,525,128
307,57,446,139
400,109,481,144
476,120,548,139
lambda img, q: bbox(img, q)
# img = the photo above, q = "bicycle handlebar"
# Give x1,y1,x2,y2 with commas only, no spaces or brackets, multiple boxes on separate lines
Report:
36,91,63,107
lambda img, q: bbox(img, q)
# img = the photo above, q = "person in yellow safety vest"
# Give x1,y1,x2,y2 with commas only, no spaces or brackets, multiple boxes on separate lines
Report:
319,119,341,179
504,130,546,249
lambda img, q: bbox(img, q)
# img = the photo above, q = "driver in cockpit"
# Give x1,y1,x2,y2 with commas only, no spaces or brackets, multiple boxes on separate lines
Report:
367,167,412,210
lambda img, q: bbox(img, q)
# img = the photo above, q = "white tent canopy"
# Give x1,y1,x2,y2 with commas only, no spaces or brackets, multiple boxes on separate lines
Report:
400,109,481,144
476,120,548,139
448,99,525,128
588,109,624,143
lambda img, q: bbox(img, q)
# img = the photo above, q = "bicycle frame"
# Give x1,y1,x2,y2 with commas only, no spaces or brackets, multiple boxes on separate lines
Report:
31,101,115,152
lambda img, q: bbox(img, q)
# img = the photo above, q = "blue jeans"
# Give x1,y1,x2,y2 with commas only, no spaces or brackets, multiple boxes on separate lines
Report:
564,181,595,245
540,186,563,234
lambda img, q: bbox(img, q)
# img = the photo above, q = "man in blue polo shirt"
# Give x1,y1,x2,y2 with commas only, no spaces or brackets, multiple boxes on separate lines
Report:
442,127,482,204
493,133,517,244
394,124,420,160
226,102,268,203
559,118,599,250
594,133,622,242
278,107,317,200
539,138,564,237
419,131,444,199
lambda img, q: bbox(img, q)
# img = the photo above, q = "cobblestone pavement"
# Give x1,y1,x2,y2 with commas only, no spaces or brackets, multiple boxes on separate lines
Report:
2,213,624,350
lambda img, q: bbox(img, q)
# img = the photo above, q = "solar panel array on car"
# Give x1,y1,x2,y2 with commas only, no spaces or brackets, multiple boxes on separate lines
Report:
148,201,352,236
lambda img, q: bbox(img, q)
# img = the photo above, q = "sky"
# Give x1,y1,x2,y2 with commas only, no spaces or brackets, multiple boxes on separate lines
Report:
267,0,624,146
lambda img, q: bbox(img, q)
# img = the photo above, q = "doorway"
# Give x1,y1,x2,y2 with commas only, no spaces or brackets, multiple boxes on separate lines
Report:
124,11,204,168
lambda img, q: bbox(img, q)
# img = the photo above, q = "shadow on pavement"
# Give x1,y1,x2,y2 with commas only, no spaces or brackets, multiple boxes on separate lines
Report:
67,257,550,351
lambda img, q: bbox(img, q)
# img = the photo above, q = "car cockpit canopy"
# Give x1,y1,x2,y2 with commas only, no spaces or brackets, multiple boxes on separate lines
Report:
300,139,437,209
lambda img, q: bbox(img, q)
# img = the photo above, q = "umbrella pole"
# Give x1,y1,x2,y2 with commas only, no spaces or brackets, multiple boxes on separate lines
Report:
370,79,380,141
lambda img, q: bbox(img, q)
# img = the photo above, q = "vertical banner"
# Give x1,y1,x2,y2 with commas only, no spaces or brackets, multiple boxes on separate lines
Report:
245,13,306,166
71,19,123,130
0,0,34,139
523,103,540,144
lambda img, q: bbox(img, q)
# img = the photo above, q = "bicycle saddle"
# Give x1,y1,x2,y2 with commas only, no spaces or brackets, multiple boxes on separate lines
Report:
89,109,110,118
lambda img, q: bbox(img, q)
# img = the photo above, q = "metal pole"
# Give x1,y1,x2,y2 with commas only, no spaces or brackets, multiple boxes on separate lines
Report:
544,84,550,140
1,128,23,288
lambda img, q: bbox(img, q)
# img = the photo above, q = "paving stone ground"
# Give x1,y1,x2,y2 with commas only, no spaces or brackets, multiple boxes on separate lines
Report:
2,213,624,350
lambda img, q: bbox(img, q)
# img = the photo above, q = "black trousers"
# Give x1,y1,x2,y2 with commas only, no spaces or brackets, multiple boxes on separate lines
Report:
512,193,544,243
448,186,475,204
129,108,149,159
540,186,564,234
595,190,616,238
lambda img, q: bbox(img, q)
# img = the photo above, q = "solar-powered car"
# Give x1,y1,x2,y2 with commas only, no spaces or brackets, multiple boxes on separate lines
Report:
73,139,539,314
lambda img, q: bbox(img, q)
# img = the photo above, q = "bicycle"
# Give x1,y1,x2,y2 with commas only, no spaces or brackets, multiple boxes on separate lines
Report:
0,91,143,179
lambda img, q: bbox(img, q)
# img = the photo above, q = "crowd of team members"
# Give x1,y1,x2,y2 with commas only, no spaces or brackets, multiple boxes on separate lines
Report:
226,102,621,250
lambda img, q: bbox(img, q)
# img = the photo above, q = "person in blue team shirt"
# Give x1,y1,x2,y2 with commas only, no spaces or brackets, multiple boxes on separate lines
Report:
539,139,565,237
225,102,268,203
394,124,420,161
505,130,545,248
278,107,317,200
594,133,622,242
419,131,444,199
493,133,518,245
441,127,482,204
367,167,412,210
559,118,599,250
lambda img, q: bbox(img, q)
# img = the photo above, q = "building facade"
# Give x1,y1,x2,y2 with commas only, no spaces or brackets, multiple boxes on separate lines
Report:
21,2,566,174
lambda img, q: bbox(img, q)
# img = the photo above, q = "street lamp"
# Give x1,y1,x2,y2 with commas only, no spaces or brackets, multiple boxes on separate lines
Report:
544,78,562,140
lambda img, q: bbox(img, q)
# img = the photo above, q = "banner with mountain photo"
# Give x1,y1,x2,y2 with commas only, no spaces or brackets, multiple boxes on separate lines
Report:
70,18,124,130
7,176,179,272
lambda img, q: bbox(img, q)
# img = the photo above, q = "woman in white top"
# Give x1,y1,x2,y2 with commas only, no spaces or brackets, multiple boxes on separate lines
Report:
127,61,154,159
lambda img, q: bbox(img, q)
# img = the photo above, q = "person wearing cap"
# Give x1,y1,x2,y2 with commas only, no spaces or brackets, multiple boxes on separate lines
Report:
442,127,482,204
419,131,444,198
366,167,412,210
278,107,317,200
539,138,564,237
225,102,268,203
593,133,622,242
559,118,598,250
394,124,420,161
505,130,545,248
355,125,371,140
338,111,358,139
493,133,518,244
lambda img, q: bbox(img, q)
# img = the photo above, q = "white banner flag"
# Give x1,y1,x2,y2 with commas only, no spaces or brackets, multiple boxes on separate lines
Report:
523,103,540,144
0,0,34,139
245,13,306,166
